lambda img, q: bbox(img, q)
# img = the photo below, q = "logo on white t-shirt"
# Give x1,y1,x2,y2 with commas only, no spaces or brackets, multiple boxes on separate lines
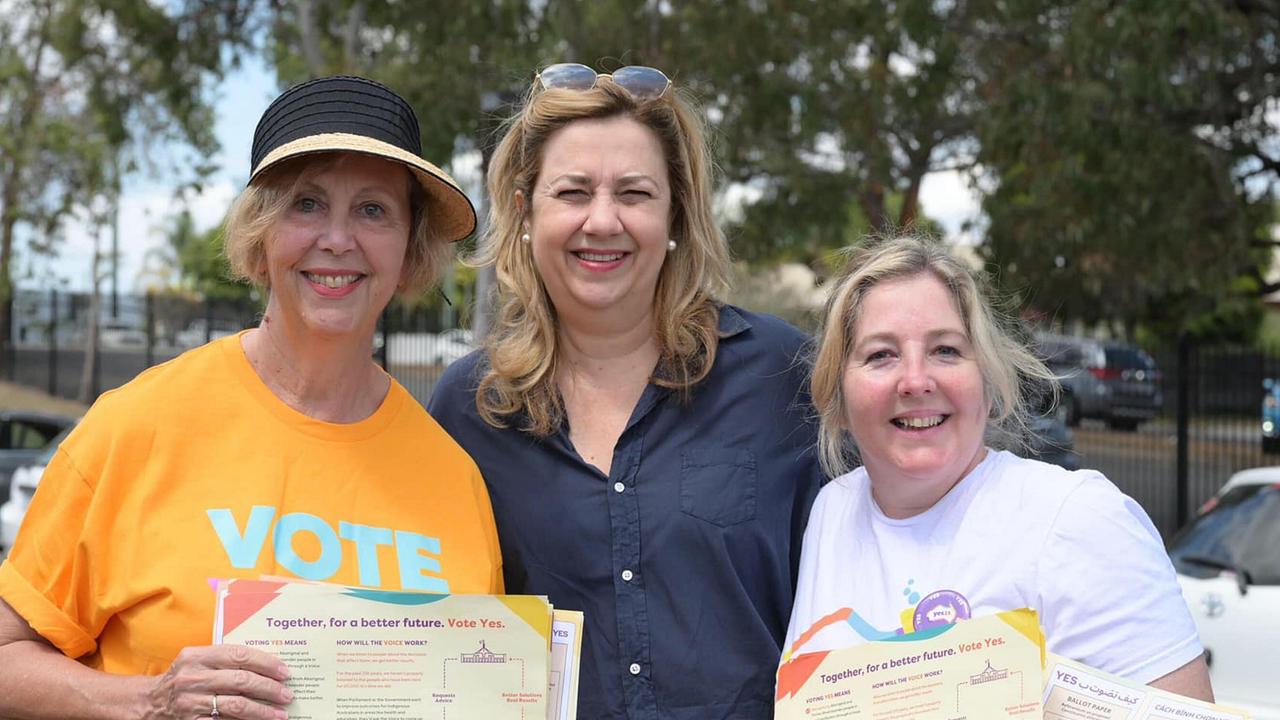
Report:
912,589,972,631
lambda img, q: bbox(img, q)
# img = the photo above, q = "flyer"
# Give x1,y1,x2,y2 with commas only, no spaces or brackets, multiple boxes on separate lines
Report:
775,609,1045,720
548,610,583,720
1042,654,1252,720
215,580,553,719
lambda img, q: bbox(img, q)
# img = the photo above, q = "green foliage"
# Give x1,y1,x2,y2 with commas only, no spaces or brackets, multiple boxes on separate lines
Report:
259,0,959,274
0,0,253,366
976,0,1278,344
151,210,255,302
266,0,543,165
13,0,1274,352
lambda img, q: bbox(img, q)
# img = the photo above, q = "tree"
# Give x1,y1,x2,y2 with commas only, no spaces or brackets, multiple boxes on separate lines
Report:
248,0,1277,340
975,0,1280,343
0,0,252,374
140,209,256,302
257,1,965,270
265,1,543,166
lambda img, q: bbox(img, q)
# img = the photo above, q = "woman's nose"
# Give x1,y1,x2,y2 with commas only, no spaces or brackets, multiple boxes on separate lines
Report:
317,215,356,253
897,356,936,395
582,192,624,237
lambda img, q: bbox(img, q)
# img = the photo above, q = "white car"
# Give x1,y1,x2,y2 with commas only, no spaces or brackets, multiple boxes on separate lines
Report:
175,319,241,348
0,424,73,551
99,320,147,348
1169,467,1280,719
385,330,475,367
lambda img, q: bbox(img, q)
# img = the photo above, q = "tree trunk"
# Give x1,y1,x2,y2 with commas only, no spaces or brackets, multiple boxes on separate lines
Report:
295,0,326,76
472,138,499,341
898,164,928,231
341,0,367,73
0,8,52,377
79,240,102,404
859,181,890,235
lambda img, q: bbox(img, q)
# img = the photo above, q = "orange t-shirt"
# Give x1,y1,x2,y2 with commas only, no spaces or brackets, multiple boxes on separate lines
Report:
0,334,502,675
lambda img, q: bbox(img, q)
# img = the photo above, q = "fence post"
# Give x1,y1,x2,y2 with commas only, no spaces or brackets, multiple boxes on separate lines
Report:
1175,332,1191,531
377,307,388,370
3,292,12,381
47,288,58,397
92,294,101,401
204,297,214,344
145,291,155,367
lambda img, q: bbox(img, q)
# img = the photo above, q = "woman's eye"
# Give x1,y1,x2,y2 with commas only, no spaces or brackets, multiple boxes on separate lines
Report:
866,350,892,363
295,197,320,213
621,189,653,200
935,345,961,358
556,188,589,200
360,203,385,218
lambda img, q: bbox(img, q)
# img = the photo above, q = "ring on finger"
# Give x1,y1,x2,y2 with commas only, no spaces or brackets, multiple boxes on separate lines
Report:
210,694,220,718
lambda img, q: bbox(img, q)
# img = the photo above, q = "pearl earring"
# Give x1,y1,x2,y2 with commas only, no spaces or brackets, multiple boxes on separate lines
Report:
521,233,530,243
667,239,677,252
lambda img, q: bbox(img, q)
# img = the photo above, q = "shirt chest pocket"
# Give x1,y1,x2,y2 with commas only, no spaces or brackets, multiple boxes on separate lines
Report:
679,449,757,527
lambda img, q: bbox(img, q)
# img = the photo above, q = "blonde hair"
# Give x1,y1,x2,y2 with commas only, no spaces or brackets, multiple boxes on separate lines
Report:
473,78,731,435
224,153,451,297
811,233,1057,477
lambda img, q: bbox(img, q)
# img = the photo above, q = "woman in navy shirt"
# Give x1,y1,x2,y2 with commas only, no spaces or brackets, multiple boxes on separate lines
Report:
429,63,823,719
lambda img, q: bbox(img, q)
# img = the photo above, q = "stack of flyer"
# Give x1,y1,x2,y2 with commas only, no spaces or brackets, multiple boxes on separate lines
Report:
213,579,583,719
776,609,1252,720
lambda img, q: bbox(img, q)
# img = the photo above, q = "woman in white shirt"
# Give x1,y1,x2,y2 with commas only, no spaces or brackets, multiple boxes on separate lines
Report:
786,234,1212,700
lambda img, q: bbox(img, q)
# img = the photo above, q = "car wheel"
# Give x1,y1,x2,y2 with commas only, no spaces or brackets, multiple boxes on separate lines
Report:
1062,397,1080,427
1106,417,1141,431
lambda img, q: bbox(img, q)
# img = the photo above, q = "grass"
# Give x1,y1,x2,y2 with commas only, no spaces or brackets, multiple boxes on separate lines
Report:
0,381,88,416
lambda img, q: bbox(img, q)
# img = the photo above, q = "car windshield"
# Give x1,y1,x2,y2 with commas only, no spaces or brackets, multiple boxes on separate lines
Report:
34,425,74,466
1168,482,1280,585
1104,346,1155,370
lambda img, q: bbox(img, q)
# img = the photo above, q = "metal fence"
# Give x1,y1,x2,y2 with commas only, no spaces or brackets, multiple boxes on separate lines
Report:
5,288,1277,539
2,288,465,406
1069,338,1279,538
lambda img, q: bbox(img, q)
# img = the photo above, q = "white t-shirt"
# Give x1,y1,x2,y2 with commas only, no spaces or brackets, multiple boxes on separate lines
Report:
785,450,1202,683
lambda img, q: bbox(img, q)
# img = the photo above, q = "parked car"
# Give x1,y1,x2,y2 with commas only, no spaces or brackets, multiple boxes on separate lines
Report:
1168,467,1280,719
99,320,147,348
433,329,475,365
386,329,475,367
1261,379,1280,454
0,410,76,506
175,319,242,348
0,423,74,551
1023,380,1080,470
1035,334,1163,430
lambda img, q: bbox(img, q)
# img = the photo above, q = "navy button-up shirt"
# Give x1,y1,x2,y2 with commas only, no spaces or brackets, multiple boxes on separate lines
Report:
428,306,824,719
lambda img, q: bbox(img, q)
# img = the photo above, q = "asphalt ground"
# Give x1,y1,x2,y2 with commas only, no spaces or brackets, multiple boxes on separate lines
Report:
1071,420,1268,538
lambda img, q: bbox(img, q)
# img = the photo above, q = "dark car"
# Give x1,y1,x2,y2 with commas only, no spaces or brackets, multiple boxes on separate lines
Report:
1023,381,1081,470
0,410,76,503
1036,334,1164,431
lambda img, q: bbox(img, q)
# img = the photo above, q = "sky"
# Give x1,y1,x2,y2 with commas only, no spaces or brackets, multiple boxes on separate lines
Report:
24,58,985,293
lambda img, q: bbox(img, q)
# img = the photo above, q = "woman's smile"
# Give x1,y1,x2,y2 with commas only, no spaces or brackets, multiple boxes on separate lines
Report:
302,270,366,296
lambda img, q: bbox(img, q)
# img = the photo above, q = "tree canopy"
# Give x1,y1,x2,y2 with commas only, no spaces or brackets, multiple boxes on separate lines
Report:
9,0,1280,349
976,0,1280,343
0,0,252,372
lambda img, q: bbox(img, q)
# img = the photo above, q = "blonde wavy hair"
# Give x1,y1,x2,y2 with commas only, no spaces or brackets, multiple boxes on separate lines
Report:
810,233,1057,477
223,153,451,297
473,77,731,435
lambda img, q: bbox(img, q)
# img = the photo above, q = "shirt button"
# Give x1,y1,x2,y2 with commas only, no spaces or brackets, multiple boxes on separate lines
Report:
629,663,641,675
613,482,625,493
622,569,634,582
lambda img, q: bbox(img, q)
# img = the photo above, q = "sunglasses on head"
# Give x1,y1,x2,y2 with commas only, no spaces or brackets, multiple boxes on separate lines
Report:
535,63,672,101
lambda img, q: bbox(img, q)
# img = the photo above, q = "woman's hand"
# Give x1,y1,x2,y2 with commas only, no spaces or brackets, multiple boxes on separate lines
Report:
145,645,293,720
